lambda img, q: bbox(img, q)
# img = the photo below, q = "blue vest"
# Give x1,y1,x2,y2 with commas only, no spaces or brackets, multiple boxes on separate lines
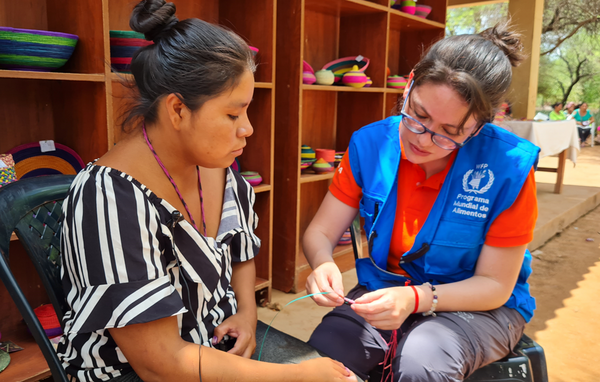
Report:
348,116,540,322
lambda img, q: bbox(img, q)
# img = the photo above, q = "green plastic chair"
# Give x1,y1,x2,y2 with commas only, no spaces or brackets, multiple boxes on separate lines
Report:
0,175,74,382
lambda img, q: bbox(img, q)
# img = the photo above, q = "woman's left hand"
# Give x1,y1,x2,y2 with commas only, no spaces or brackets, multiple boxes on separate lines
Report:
351,287,415,330
214,311,257,358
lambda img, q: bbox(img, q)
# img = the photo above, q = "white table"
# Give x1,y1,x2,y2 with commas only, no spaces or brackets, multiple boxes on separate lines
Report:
500,120,579,194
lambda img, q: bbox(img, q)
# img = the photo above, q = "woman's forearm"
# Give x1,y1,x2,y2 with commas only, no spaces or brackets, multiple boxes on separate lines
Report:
414,244,526,313
414,275,515,314
303,226,336,270
231,259,257,319
199,345,303,382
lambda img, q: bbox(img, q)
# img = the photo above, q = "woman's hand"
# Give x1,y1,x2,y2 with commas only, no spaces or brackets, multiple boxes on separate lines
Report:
214,311,257,358
351,287,415,330
306,262,345,307
297,358,357,381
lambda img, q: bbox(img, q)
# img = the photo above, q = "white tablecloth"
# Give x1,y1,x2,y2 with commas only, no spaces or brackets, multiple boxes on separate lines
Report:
500,120,580,164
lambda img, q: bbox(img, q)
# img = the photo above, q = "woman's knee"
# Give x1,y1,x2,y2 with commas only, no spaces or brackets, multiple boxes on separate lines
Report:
308,314,386,380
393,320,471,382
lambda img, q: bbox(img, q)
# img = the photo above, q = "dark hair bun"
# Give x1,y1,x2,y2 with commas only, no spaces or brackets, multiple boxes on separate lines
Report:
130,0,178,42
480,20,526,67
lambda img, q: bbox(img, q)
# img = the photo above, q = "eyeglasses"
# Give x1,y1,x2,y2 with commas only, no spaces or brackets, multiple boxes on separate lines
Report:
399,81,483,150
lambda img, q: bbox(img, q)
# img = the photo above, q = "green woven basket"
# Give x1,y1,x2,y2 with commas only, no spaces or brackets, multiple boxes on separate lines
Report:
0,27,78,71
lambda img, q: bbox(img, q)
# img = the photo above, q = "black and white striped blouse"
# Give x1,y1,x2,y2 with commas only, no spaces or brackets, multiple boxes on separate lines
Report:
57,164,260,381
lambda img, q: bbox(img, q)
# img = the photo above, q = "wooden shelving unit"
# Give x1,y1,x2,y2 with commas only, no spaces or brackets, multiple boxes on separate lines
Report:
272,0,447,292
0,0,275,380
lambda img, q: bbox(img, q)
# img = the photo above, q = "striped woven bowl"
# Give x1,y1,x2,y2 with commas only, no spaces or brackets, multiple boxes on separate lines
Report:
0,27,78,71
322,56,370,84
110,30,153,73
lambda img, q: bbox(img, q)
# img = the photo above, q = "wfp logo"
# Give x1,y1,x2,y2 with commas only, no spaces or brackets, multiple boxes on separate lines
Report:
462,165,494,194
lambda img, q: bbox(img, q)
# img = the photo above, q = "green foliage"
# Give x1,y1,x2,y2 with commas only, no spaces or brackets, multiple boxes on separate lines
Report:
541,0,600,56
539,32,600,109
446,3,508,36
446,1,600,112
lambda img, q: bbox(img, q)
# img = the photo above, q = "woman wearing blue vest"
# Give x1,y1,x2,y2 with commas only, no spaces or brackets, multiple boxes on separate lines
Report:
303,21,540,382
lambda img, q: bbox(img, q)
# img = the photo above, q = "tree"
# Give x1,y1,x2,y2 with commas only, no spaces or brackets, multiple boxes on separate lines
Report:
447,1,600,56
541,0,600,56
556,54,593,104
446,3,508,36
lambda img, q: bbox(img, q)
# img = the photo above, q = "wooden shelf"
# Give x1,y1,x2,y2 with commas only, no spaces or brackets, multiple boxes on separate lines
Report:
254,82,273,89
1,1,277,381
0,325,52,382
254,277,270,291
302,84,386,93
305,0,388,16
0,70,105,82
253,183,272,193
273,0,447,293
389,9,446,30
111,72,273,89
300,172,335,184
386,87,405,93
110,72,131,82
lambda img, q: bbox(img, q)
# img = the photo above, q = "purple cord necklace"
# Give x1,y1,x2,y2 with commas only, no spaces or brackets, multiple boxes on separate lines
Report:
143,123,207,236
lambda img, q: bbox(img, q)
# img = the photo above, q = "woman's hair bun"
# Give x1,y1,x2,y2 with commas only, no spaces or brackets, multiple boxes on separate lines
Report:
479,20,526,67
130,0,178,42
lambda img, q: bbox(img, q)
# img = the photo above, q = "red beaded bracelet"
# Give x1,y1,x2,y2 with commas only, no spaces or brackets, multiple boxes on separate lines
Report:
409,285,419,314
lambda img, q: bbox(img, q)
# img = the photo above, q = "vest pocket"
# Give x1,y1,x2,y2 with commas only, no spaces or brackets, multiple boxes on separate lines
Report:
425,220,485,276
359,194,382,234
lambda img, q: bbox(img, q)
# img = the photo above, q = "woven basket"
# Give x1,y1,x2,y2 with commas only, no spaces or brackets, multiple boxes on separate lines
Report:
0,27,78,71
7,142,85,179
322,56,370,84
110,30,153,73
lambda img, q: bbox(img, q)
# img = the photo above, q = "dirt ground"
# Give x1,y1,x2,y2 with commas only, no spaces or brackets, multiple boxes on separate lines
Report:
525,204,600,382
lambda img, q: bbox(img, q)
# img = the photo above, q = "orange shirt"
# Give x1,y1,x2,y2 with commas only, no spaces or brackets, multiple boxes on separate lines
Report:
330,143,538,276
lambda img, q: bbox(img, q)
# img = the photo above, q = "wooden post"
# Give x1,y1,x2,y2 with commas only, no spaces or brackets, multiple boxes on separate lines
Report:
554,150,567,194
507,0,544,119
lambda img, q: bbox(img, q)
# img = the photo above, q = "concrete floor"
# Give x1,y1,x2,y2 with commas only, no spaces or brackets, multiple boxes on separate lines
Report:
257,143,600,343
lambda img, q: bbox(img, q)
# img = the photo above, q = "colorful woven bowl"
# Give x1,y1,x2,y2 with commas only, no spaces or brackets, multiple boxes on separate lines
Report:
301,145,316,161
303,60,315,74
397,0,416,14
7,142,85,179
34,304,62,338
110,30,153,72
303,71,316,85
322,56,370,84
334,151,345,167
0,27,78,71
0,154,17,188
249,46,259,58
342,65,368,88
415,5,432,18
338,228,352,245
301,161,313,171
387,75,408,89
312,158,334,173
241,171,262,186
315,69,335,85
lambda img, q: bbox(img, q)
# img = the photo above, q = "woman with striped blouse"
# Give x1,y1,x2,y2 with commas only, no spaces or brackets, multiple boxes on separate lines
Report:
57,1,355,381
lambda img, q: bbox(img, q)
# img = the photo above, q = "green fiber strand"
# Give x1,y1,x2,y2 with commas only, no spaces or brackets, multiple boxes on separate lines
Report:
257,292,329,361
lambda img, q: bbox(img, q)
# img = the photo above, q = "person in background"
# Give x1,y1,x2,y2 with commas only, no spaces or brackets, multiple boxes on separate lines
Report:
569,102,595,146
302,20,539,382
564,101,576,116
549,102,566,120
57,1,355,381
